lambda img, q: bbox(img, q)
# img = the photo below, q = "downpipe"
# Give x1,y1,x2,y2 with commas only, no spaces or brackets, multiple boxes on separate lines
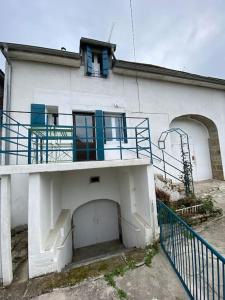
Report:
1,46,12,165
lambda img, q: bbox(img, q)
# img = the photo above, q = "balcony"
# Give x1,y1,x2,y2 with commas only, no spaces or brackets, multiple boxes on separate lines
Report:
0,110,152,166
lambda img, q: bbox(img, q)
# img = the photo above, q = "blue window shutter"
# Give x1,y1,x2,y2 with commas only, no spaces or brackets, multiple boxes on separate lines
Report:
122,113,128,143
95,110,105,160
31,104,45,126
103,112,106,144
102,48,109,78
86,46,92,76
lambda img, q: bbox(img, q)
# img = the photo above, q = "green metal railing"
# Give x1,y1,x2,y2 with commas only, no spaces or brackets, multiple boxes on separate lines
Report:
0,110,152,165
157,200,225,299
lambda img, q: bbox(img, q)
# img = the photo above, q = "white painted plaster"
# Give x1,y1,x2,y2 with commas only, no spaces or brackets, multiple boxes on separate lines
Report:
11,174,28,228
7,60,225,180
2,49,225,279
170,118,212,181
27,163,158,278
0,176,13,285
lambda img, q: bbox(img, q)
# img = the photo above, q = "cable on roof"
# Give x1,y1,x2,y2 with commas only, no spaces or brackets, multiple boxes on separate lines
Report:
129,0,141,112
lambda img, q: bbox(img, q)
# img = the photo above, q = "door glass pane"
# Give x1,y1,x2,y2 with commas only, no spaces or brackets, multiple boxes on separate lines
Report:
75,115,93,142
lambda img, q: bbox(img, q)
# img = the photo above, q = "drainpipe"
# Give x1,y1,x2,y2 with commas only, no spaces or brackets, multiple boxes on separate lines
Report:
1,46,12,165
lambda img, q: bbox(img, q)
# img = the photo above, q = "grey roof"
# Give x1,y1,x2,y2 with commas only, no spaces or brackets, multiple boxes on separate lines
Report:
114,60,225,87
0,39,225,88
0,42,80,60
80,37,116,52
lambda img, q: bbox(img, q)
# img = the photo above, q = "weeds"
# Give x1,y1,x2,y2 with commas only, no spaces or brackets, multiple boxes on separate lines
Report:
117,288,128,299
144,242,159,267
104,242,159,299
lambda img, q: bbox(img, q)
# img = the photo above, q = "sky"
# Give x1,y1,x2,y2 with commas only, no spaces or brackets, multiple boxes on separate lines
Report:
1,0,225,79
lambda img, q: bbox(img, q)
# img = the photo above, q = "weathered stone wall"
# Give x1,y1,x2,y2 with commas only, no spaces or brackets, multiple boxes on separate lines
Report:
208,127,224,180
11,225,28,275
187,115,224,181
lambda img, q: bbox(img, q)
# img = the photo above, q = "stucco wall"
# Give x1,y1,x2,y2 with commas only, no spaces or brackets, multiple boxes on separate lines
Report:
51,173,62,228
9,60,225,146
39,173,51,248
11,174,28,228
27,163,158,278
61,168,121,211
5,59,225,226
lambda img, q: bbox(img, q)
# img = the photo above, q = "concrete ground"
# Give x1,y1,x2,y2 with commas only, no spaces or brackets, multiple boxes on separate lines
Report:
115,252,188,300
0,247,188,300
33,252,188,300
72,240,125,266
194,179,225,256
6,180,225,300
33,278,117,300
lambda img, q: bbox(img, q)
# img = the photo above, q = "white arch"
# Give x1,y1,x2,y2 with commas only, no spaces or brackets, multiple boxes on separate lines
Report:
72,199,120,249
169,114,223,181
170,118,212,181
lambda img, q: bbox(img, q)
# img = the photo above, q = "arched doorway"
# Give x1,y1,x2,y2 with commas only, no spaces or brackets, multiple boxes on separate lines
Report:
170,115,223,181
73,199,121,250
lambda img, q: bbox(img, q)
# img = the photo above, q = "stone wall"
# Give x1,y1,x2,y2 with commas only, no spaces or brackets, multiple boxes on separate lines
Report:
208,127,224,180
186,115,224,181
11,225,28,274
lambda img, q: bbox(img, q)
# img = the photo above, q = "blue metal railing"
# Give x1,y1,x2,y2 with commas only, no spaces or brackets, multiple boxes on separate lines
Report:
157,200,225,299
0,110,152,165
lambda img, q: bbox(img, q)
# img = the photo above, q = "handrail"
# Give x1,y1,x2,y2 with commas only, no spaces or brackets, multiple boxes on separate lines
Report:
0,110,152,165
119,216,141,232
158,200,225,261
158,199,225,299
151,142,183,165
57,226,75,250
2,109,149,120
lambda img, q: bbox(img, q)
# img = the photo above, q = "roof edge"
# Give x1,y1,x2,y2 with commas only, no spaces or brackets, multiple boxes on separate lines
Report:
0,42,80,60
113,60,225,89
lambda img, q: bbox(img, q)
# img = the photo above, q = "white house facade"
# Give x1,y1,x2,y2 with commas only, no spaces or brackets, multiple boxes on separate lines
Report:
0,37,225,285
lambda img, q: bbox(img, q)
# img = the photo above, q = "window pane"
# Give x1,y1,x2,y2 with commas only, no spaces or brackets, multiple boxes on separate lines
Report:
104,116,112,141
115,115,123,141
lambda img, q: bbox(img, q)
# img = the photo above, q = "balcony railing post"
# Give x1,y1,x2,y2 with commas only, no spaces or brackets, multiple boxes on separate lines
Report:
147,118,153,164
28,128,31,164
35,136,38,164
46,116,49,163
72,125,77,162
40,137,43,164
135,127,139,158
119,116,122,160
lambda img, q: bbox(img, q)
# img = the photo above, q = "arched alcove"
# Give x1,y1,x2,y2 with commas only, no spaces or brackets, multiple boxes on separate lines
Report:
170,115,223,181
72,199,122,250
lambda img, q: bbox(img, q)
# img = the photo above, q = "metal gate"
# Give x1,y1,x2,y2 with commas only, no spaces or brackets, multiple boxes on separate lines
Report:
157,200,225,299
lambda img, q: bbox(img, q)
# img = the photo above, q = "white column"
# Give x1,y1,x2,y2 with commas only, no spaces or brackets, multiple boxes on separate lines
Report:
28,173,42,278
0,175,13,285
146,165,160,240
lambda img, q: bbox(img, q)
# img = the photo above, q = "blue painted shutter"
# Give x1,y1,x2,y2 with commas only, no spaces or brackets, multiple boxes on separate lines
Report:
122,113,128,143
31,104,45,126
95,110,105,160
102,48,109,78
86,46,92,76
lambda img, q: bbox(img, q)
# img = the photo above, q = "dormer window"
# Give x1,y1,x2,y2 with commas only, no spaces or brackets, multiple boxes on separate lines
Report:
80,37,116,79
86,46,109,78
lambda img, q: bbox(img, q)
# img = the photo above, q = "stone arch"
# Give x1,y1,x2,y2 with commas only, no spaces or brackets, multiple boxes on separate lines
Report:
170,114,223,181
72,199,122,250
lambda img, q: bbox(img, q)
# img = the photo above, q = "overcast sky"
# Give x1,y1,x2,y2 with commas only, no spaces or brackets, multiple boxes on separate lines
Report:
1,0,225,79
